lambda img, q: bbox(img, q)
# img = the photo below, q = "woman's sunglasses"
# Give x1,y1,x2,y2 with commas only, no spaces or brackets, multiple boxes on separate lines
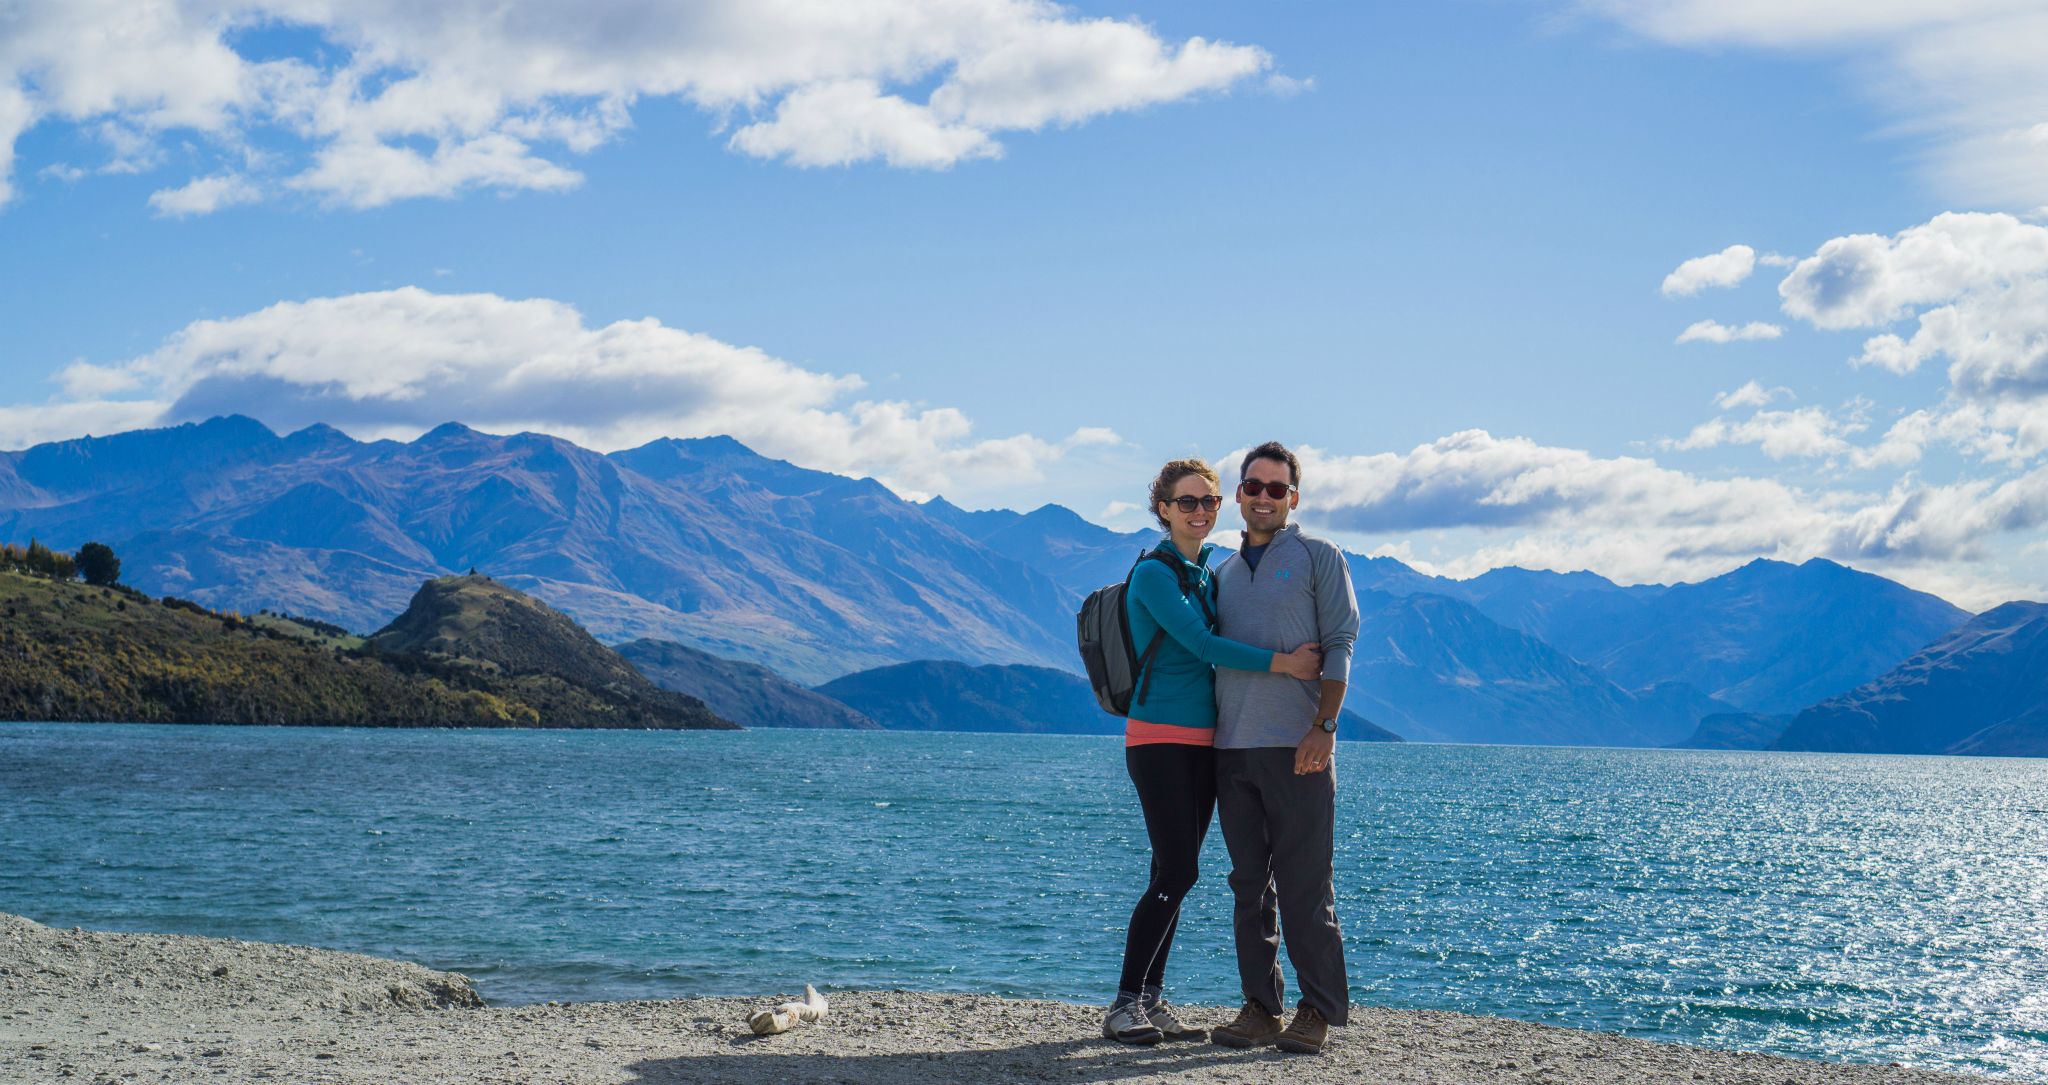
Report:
1239,480,1297,499
1167,495,1224,513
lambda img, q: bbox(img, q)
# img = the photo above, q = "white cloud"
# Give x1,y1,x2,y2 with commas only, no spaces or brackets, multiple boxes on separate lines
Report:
730,81,1001,169
287,135,583,208
147,173,260,217
14,287,1118,500
1277,429,2048,604
1662,405,1862,460
1584,1,2048,207
1661,243,1757,296
1714,380,1790,409
0,1,1274,211
0,398,172,451
930,23,1267,129
1778,212,2048,330
0,83,32,205
1773,212,2048,466
1676,318,1783,343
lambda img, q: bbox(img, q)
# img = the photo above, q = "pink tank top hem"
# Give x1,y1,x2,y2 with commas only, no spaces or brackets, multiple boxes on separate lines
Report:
1124,719,1217,748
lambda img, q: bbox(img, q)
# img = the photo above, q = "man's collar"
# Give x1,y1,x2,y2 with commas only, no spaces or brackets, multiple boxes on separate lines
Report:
1238,522,1299,548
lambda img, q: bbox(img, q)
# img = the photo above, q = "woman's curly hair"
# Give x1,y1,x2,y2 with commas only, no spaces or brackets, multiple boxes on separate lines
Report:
1149,458,1221,529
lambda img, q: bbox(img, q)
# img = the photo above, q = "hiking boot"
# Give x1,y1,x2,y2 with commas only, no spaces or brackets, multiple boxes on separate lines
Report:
1209,1001,1283,1048
1275,1006,1330,1054
1145,999,1207,1042
1102,999,1164,1045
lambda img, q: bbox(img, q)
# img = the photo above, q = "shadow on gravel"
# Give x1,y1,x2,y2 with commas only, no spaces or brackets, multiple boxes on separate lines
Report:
627,1039,1297,1083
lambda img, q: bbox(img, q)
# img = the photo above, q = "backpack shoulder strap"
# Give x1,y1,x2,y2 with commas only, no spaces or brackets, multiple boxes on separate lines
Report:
1128,548,1180,708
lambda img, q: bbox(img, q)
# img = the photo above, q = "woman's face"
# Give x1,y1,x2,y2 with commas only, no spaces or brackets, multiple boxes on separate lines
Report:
1159,474,1222,541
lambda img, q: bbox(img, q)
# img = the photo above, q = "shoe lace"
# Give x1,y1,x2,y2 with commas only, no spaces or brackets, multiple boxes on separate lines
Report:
1113,999,1149,1033
1148,999,1186,1031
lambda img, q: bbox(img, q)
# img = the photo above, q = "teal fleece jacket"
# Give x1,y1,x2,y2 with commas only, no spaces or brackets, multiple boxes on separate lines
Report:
1123,540,1276,729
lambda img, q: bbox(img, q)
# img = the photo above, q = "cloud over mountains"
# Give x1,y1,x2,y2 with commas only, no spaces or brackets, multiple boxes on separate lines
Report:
19,287,1119,501
1,0,1273,210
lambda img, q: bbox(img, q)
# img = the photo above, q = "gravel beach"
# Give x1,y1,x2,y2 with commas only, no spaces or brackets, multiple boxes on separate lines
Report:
0,912,1992,1084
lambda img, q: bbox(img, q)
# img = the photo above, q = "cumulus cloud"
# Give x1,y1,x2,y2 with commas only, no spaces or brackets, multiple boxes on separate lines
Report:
1662,406,1862,460
0,1,1273,210
1661,243,1757,296
729,81,1002,169
1773,212,2048,465
1714,380,1790,410
1676,319,1783,344
0,398,173,450
1257,430,2048,603
18,288,1120,498
1584,1,2048,207
1778,212,2048,330
147,173,260,216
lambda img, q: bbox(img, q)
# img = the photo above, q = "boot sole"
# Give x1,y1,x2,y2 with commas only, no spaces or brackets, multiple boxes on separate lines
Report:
1210,1030,1281,1049
1275,1035,1325,1054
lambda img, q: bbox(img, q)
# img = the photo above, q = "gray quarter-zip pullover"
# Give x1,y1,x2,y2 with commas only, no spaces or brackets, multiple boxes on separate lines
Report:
1212,522,1360,749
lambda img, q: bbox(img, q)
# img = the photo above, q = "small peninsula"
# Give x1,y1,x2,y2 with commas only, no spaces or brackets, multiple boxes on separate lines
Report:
0,569,734,730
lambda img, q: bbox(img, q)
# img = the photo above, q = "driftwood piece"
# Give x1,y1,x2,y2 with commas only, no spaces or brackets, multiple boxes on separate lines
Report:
747,985,828,1035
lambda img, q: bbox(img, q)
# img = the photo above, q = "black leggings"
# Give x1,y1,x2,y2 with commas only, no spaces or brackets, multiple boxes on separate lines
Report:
1118,743,1217,995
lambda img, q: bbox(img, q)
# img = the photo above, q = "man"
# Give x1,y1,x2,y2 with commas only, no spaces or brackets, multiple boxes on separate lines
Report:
1207,440,1360,1056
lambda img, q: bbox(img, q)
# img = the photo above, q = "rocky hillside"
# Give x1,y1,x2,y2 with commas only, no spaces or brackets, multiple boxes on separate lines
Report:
1772,602,2048,756
0,569,733,729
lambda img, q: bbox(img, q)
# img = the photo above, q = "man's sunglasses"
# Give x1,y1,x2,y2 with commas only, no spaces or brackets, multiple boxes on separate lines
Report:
1239,480,1297,500
1167,495,1224,513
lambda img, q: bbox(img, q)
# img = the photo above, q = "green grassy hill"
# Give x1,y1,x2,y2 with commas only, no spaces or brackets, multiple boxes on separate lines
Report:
0,570,735,729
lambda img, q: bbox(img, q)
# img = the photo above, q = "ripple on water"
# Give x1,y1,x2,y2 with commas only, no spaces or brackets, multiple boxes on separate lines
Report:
3,726,2047,1080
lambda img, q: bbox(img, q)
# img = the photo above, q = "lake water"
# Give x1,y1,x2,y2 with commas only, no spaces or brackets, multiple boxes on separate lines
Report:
3,723,2045,1080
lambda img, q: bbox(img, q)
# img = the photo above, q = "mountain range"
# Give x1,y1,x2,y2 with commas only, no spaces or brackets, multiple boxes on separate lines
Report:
0,416,1995,748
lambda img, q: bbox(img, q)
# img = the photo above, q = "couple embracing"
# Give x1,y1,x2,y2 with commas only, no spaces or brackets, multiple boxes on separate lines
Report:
1101,440,1360,1056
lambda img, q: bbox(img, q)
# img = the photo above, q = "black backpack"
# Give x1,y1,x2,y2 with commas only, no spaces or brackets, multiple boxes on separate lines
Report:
1077,549,1215,716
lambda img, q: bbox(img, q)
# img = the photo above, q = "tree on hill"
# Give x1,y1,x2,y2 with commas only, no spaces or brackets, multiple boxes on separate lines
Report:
76,541,121,586
14,539,75,580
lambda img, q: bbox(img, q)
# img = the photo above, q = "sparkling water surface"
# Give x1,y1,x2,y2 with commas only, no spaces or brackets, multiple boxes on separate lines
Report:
4,723,2046,1079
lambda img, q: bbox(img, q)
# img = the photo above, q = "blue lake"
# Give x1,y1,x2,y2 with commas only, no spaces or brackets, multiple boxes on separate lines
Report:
3,723,2046,1079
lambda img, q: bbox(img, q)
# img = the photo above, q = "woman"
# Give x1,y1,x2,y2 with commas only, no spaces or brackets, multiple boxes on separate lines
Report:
1102,458,1321,1045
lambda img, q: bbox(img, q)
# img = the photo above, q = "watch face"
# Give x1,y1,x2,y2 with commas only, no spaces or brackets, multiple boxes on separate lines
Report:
1318,718,1337,733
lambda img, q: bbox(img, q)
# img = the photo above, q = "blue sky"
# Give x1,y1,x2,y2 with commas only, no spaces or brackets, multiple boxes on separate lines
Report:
4,1,2048,607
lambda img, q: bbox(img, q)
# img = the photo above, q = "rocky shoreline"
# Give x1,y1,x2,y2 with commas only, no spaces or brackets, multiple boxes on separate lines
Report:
1,912,1989,1084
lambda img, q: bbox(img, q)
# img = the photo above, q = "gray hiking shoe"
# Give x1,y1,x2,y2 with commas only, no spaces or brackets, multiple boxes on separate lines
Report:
1145,999,1207,1041
1102,999,1164,1045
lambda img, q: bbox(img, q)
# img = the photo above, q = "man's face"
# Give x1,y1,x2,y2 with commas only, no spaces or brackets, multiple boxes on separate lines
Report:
1236,457,1297,535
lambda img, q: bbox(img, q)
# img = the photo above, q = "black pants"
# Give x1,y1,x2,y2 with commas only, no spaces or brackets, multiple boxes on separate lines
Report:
1216,746,1348,1025
1117,743,1217,995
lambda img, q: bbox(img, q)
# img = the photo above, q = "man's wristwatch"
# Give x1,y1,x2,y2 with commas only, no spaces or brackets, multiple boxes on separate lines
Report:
1315,717,1338,734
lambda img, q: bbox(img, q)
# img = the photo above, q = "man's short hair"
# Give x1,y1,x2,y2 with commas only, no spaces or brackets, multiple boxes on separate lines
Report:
1240,441,1300,487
